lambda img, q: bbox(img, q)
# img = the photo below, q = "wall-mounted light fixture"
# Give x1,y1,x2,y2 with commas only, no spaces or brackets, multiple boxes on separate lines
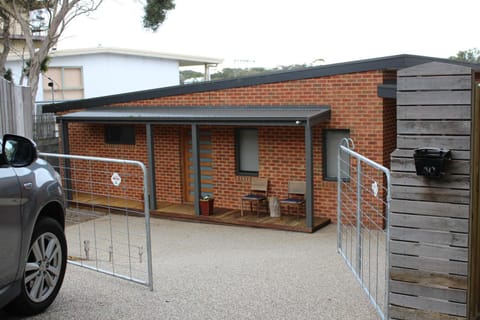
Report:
47,76,54,103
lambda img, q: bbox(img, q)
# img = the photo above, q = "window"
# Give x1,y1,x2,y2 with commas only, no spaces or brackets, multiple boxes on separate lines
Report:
105,126,136,145
235,128,259,176
323,129,350,180
43,67,84,101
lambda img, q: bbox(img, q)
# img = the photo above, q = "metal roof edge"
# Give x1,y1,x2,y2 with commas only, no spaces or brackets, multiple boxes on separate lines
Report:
43,54,480,114
58,105,331,127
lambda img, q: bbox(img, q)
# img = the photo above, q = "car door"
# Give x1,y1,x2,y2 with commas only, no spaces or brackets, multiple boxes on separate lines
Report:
0,165,22,286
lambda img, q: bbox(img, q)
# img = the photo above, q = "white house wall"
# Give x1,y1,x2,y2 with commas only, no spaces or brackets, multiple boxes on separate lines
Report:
6,52,180,103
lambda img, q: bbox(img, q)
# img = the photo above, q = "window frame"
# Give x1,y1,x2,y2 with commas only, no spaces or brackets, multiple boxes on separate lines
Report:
43,66,84,101
323,129,350,181
105,125,136,145
235,128,259,176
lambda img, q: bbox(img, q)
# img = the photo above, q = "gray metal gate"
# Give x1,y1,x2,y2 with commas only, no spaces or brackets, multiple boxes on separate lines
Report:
336,139,391,320
40,152,153,290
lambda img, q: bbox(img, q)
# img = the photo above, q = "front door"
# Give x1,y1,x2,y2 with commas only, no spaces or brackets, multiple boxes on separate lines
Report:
469,83,480,319
182,129,213,203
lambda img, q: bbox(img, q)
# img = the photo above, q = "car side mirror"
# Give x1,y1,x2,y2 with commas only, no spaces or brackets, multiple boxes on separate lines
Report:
2,134,38,167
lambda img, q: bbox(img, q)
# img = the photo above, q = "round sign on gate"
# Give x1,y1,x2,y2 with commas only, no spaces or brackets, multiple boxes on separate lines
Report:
111,172,122,187
371,181,379,197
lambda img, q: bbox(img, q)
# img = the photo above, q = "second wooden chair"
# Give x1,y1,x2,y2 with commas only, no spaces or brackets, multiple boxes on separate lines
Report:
280,181,306,217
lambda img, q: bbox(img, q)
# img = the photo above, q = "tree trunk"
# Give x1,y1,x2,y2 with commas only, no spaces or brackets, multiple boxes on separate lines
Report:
0,15,11,76
28,59,41,108
0,0,105,107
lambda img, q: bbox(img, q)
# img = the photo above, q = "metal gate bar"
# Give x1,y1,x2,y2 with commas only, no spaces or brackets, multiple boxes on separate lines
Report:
336,139,391,320
40,152,154,291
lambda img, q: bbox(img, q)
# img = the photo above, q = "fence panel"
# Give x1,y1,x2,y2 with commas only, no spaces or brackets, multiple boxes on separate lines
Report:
40,152,153,290
33,113,57,140
337,139,391,320
0,77,33,137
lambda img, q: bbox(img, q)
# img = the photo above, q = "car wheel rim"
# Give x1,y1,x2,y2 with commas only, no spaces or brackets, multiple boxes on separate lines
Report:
24,232,62,303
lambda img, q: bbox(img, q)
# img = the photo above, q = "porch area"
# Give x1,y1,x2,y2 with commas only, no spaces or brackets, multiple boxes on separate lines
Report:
69,193,330,233
152,202,330,233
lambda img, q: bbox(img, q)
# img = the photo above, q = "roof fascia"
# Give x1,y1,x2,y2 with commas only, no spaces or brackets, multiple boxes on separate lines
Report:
60,118,320,127
309,109,332,126
58,106,331,127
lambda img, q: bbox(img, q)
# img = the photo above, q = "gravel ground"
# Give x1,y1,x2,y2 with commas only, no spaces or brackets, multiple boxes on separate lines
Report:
2,219,379,320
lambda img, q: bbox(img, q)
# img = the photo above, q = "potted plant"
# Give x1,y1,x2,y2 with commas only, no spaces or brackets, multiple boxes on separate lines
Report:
200,195,214,216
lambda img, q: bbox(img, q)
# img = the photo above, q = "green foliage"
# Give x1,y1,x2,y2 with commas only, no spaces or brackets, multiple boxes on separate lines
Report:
3,69,12,81
23,56,50,77
211,67,269,80
275,64,309,71
180,70,203,83
208,64,309,81
449,48,480,63
143,0,175,31
181,63,322,83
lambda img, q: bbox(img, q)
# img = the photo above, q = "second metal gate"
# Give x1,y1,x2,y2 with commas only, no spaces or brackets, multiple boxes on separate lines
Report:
337,139,391,320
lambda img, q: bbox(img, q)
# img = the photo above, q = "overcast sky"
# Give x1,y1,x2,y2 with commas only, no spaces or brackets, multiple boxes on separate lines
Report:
58,0,480,69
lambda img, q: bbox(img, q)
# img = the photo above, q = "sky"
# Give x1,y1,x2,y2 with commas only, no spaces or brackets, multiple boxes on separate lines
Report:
58,0,480,70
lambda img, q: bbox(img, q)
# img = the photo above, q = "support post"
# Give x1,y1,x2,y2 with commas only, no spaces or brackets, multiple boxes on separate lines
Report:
191,124,201,216
146,124,157,210
305,123,314,229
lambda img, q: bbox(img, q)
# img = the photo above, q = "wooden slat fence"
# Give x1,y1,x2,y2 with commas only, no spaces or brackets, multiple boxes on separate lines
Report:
389,62,472,319
0,77,33,138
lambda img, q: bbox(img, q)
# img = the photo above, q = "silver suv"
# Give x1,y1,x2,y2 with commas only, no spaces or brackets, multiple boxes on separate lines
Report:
0,134,66,316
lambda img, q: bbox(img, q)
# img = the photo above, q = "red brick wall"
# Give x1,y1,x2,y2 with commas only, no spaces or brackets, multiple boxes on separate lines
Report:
152,126,183,203
66,70,395,221
66,124,147,201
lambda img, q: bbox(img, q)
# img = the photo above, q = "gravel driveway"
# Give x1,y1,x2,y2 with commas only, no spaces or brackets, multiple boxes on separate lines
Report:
2,219,378,320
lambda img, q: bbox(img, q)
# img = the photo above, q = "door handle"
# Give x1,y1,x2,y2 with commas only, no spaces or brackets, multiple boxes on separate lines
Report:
23,182,33,190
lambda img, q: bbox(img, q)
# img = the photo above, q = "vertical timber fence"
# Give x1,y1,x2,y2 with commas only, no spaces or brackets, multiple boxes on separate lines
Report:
40,152,153,291
0,77,33,137
337,139,391,320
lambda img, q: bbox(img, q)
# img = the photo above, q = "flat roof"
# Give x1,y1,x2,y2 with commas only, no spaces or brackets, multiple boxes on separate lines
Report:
8,47,223,67
59,106,331,127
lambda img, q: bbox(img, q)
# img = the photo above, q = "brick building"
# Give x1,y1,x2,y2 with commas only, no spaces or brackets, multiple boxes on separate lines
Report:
44,54,467,232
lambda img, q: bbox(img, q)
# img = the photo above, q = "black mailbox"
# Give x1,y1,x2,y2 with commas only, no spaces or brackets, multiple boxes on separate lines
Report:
413,148,451,177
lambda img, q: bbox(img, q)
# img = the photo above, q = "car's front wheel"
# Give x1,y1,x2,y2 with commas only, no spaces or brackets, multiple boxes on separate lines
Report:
7,217,67,316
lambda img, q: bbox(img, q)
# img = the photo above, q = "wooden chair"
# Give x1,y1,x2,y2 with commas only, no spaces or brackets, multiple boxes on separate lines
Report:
280,181,306,217
241,177,269,216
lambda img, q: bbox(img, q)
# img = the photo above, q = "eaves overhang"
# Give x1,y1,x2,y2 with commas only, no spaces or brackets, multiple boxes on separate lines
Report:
58,106,331,127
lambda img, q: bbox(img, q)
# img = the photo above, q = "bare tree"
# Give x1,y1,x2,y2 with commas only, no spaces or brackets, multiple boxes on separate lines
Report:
0,0,175,105
0,0,104,104
0,9,12,78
